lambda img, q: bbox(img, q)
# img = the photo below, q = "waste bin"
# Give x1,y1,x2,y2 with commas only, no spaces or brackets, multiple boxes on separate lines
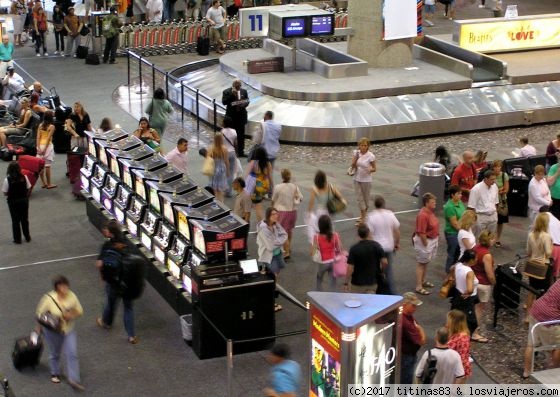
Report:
180,314,192,344
418,162,446,210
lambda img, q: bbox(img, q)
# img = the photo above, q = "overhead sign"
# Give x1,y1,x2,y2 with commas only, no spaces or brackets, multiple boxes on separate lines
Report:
238,4,317,38
455,15,560,53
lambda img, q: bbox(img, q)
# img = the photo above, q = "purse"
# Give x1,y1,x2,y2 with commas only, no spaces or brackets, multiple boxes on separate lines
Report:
80,25,90,36
312,235,323,263
202,156,215,176
439,266,456,299
37,294,64,333
523,258,549,280
333,251,348,278
497,194,508,216
326,184,346,215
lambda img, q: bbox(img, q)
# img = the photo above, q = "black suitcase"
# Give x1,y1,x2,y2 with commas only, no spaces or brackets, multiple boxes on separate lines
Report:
55,105,72,122
85,53,100,65
197,36,210,56
76,45,88,59
494,263,522,311
12,333,43,370
507,177,529,217
52,120,71,154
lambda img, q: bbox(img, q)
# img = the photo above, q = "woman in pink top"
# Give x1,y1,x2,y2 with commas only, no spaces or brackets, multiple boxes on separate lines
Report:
312,214,342,291
446,309,472,378
472,230,495,342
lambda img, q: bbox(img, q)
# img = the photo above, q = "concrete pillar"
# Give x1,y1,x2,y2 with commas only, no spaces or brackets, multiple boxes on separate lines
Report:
347,0,413,68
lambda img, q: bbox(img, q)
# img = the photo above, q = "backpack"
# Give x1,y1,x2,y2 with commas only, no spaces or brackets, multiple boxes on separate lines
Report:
100,246,124,286
102,15,117,38
420,349,438,384
116,253,147,300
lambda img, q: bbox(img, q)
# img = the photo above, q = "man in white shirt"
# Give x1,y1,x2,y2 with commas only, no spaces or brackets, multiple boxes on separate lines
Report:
2,66,25,100
528,165,552,225
262,111,281,166
205,0,226,53
164,138,188,174
468,170,499,238
365,195,400,295
146,0,163,22
415,327,465,384
519,137,537,157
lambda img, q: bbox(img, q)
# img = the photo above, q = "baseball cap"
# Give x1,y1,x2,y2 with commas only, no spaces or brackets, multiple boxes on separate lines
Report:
403,292,423,306
7,66,14,72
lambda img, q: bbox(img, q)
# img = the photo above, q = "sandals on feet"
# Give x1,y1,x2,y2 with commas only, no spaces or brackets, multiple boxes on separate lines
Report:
128,336,139,344
422,281,435,288
471,335,489,343
274,303,283,312
96,317,110,330
415,288,431,295
51,375,61,384
495,241,502,247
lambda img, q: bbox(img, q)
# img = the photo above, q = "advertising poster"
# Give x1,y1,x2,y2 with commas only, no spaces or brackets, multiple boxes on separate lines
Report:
353,312,398,386
382,0,418,40
310,306,341,397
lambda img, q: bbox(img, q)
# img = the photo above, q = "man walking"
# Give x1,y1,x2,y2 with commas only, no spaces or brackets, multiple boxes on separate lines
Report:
365,195,400,294
443,185,466,272
468,170,499,239
102,6,122,64
344,224,387,294
164,138,188,174
263,344,301,397
206,0,226,54
400,292,426,384
415,327,465,384
451,150,476,203
222,79,249,157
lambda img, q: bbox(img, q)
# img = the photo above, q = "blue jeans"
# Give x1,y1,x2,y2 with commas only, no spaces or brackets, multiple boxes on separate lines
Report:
42,328,80,383
400,353,417,384
444,233,460,273
383,251,397,295
316,260,336,291
102,284,135,338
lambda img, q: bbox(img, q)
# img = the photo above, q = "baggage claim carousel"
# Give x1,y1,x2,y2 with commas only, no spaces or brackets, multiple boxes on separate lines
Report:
166,25,560,144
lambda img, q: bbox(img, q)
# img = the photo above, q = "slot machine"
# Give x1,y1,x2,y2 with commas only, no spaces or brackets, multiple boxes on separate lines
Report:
85,128,128,159
125,195,147,238
145,176,197,215
96,136,142,170
132,165,183,205
90,163,109,204
152,220,176,266
100,173,121,214
138,205,161,251
118,154,167,191
113,183,134,224
80,155,98,194
106,138,151,176
167,234,189,285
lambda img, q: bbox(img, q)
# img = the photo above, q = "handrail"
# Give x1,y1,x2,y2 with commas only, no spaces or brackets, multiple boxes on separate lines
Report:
529,320,560,374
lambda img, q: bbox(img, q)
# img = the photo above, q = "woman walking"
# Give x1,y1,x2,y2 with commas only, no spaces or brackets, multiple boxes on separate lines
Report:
349,137,376,224
257,207,288,312
209,132,230,202
37,110,57,189
245,146,272,222
492,160,509,247
145,87,173,136
2,161,31,244
35,275,85,391
312,214,341,291
307,170,344,244
221,116,238,196
271,168,303,259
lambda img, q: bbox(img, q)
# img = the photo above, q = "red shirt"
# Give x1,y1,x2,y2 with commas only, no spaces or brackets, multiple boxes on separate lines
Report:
472,245,493,285
316,233,339,262
401,312,422,355
451,163,476,203
415,207,439,239
448,333,471,377
530,279,560,322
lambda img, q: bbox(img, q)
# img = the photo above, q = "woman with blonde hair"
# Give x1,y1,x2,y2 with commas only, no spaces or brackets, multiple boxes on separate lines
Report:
472,230,496,336
66,102,93,149
446,309,472,378
457,209,477,258
209,132,230,202
349,137,376,224
526,213,553,314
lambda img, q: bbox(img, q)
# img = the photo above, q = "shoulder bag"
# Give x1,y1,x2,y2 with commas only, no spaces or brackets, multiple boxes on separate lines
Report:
37,294,64,333
326,184,346,214
202,155,215,176
332,234,348,278
420,349,438,384
312,234,323,263
497,173,508,216
523,256,549,280
439,265,456,299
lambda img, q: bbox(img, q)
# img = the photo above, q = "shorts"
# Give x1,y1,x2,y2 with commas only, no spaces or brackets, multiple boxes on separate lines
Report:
261,253,285,274
209,26,226,44
350,284,377,294
277,210,297,233
527,315,560,347
413,235,438,264
424,4,436,14
477,283,492,303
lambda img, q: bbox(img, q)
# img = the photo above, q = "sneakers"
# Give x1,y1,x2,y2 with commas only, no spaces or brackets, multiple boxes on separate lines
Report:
425,20,434,27
36,53,40,57
61,53,66,57
478,4,485,7
43,52,48,56
54,50,59,55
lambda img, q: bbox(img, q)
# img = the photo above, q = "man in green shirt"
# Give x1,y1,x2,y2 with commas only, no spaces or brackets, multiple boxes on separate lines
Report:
102,6,122,64
547,163,560,220
443,185,465,272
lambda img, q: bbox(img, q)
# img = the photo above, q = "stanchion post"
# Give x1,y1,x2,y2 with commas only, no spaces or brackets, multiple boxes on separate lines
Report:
196,89,200,131
181,83,184,123
227,339,233,397
138,56,143,92
152,63,156,92
213,99,217,133
127,51,130,86
165,72,169,99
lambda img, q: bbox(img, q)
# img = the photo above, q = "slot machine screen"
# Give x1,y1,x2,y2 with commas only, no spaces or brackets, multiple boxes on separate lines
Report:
135,176,146,200
177,211,190,241
115,206,125,224
83,156,95,173
163,201,175,225
174,238,187,257
141,232,152,250
182,267,192,294
81,174,90,192
144,211,158,233
94,165,107,184
110,155,120,175
92,185,101,202
149,187,160,213
168,260,181,279
154,245,166,264
99,148,108,166
123,167,132,188
88,139,96,157
193,226,206,255
127,217,138,236
106,175,118,194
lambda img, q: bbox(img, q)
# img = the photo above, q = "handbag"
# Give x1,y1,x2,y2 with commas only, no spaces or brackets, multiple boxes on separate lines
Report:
293,185,302,206
523,258,549,280
346,166,355,176
36,294,64,333
312,235,323,263
326,184,346,215
497,194,508,217
439,265,456,298
333,251,348,278
80,25,90,36
202,156,215,176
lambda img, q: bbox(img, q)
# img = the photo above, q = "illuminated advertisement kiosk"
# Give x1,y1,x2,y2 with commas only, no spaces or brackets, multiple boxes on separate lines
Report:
307,292,403,397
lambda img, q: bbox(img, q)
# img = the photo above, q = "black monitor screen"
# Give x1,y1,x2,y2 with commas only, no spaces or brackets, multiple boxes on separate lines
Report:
310,15,334,35
283,17,306,37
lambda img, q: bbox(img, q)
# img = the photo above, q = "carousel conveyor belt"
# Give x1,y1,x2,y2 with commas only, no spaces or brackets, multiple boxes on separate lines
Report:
168,62,560,144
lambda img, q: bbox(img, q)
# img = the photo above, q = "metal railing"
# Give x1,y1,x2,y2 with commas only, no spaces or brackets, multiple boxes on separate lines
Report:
529,319,560,375
126,50,226,134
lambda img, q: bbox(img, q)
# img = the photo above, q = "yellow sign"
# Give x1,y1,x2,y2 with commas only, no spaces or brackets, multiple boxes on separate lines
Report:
458,16,560,53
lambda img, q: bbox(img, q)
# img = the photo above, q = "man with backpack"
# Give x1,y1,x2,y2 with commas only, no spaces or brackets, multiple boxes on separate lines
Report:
102,6,122,64
96,220,145,344
415,327,465,384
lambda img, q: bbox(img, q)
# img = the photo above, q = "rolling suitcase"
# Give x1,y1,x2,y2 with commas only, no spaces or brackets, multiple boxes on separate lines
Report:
196,35,209,55
12,332,43,370
52,120,71,154
494,263,522,311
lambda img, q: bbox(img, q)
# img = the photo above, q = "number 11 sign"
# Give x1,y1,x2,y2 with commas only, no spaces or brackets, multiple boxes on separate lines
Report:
239,7,270,37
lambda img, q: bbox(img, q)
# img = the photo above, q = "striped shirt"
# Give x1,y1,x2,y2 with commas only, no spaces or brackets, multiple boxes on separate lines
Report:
530,280,560,323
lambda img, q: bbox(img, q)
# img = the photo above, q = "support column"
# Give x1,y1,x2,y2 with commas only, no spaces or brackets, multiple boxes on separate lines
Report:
347,0,413,68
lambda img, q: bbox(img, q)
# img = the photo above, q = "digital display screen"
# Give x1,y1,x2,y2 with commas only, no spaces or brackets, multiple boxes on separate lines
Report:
131,199,143,216
283,17,306,37
84,156,95,172
239,259,259,274
106,176,117,194
177,211,190,241
88,140,96,157
150,187,160,213
94,167,106,185
154,246,166,264
158,224,171,247
193,226,206,255
168,260,181,280
110,156,119,175
127,218,138,236
92,186,101,203
99,149,108,166
311,15,334,35
143,212,157,233
102,194,113,212
135,177,146,200
115,207,125,224
81,175,90,192
123,169,132,188
182,270,192,294
141,232,152,250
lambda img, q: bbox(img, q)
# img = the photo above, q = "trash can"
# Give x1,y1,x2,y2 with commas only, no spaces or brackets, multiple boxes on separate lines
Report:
418,162,446,210
180,314,192,344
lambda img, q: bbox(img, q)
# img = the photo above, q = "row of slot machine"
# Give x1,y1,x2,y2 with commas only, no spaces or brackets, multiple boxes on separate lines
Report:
80,128,254,305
